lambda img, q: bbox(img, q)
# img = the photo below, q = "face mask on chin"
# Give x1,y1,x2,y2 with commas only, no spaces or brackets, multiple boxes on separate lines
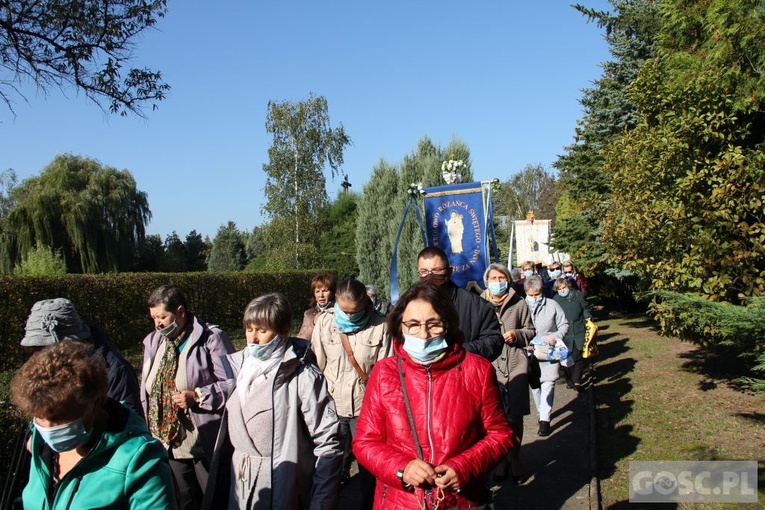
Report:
157,320,182,340
247,336,284,361
333,306,371,333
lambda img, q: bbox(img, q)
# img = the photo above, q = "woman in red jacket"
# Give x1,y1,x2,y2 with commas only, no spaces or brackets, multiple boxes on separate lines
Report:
353,283,513,509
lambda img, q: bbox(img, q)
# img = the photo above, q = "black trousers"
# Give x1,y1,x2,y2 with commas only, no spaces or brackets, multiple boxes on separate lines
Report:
169,455,209,510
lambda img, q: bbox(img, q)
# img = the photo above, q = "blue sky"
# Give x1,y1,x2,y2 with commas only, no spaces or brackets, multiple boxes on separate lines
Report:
0,1,612,241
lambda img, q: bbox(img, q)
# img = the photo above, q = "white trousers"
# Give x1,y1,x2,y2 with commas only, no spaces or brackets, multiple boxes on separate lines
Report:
531,381,555,422
531,361,559,422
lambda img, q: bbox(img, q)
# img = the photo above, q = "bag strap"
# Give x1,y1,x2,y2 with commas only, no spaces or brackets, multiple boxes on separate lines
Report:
339,333,369,383
397,356,424,460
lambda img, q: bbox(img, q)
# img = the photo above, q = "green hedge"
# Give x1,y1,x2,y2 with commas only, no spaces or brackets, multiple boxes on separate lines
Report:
0,270,330,496
0,271,322,372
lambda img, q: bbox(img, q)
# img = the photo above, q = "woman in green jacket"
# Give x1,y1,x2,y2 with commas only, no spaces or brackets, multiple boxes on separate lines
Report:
10,340,177,510
552,278,594,391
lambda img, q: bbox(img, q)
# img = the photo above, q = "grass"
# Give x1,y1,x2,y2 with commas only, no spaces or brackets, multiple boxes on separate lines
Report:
594,311,765,509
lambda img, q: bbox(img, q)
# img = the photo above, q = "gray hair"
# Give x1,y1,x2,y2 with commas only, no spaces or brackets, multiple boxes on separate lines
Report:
553,278,571,292
242,293,292,335
524,274,544,294
483,263,511,287
365,284,378,297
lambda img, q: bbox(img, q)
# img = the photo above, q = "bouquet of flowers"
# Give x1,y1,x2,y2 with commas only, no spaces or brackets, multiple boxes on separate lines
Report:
441,159,464,184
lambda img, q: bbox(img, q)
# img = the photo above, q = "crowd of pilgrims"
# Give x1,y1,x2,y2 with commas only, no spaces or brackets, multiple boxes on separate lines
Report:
7,247,592,510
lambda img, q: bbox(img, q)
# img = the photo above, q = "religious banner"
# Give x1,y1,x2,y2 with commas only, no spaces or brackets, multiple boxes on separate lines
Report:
513,218,552,265
423,182,490,290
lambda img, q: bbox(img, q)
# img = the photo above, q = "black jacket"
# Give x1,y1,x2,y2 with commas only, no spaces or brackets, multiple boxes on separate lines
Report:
447,281,504,362
90,325,144,419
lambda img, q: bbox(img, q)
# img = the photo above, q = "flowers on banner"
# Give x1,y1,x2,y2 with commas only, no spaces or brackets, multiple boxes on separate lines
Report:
441,158,464,184
408,182,425,198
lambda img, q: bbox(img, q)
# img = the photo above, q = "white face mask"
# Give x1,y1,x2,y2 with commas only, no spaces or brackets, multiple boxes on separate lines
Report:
525,295,541,310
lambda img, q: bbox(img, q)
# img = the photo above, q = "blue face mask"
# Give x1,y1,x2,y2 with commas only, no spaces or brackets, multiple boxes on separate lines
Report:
35,418,92,453
524,269,534,278
334,306,371,333
488,282,508,296
549,269,562,279
558,288,571,298
402,333,449,363
247,336,283,361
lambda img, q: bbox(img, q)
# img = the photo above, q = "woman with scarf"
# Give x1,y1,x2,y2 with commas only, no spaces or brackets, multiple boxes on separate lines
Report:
203,293,342,509
480,263,535,484
524,275,569,437
353,283,513,509
311,278,391,506
297,273,336,341
141,284,235,510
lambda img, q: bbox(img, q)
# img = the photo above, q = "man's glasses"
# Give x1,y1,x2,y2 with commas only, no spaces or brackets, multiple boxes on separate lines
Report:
417,268,448,277
402,319,446,335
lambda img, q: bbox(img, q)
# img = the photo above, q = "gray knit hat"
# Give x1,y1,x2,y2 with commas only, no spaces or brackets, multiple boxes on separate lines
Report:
20,298,91,347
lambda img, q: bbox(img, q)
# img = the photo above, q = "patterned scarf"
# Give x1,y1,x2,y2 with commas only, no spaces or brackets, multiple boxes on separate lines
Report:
148,325,190,445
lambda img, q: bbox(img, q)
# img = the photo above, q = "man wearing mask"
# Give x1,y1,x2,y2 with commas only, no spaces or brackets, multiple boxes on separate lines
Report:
416,247,503,361
544,261,563,297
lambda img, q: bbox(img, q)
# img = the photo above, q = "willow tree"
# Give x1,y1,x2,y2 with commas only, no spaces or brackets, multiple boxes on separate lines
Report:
262,93,351,268
2,154,151,273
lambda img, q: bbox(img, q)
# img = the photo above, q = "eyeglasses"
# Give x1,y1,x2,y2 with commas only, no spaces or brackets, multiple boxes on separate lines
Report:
563,271,574,276
417,268,448,278
402,319,446,335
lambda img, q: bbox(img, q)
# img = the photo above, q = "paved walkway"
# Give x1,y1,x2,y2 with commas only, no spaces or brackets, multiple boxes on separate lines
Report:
492,379,595,509
340,378,597,509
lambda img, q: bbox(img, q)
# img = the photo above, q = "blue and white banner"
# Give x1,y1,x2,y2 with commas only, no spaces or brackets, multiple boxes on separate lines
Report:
423,182,490,290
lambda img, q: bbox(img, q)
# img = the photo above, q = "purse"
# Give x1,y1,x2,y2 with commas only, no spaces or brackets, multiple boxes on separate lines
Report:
526,352,541,389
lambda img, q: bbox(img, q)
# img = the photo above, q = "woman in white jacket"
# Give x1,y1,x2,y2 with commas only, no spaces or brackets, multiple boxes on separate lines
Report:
524,275,569,437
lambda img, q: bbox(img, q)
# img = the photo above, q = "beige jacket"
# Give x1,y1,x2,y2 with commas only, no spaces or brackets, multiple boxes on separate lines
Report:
311,309,392,418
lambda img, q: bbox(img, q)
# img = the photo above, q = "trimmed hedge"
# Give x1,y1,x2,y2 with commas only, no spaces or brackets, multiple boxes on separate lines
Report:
0,271,321,372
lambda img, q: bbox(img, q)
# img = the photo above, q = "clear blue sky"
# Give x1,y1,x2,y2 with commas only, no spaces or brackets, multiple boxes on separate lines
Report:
0,1,612,241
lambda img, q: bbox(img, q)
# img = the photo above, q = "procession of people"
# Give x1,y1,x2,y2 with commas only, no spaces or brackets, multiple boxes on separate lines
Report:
5,256,594,510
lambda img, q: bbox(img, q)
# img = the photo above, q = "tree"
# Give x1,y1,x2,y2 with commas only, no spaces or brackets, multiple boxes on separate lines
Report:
13,243,66,276
133,234,164,272
262,93,351,268
356,160,399,300
494,164,558,221
160,231,187,272
600,0,765,302
0,168,16,221
0,0,169,117
207,221,245,272
184,230,208,272
355,136,474,300
319,191,360,280
2,154,151,273
553,0,659,274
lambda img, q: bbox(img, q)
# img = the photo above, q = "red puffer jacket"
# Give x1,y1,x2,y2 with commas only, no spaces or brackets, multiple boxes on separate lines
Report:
353,338,513,509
